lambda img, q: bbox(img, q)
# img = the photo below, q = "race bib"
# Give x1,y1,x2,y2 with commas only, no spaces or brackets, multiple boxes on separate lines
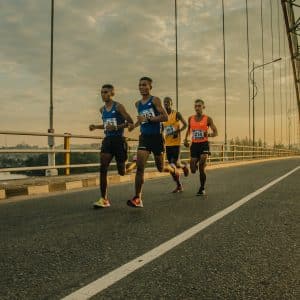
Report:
140,108,155,124
104,118,117,129
192,129,205,140
164,125,175,136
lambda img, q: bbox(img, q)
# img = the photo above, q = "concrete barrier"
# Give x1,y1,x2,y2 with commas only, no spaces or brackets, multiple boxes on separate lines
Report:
28,185,49,196
0,189,6,200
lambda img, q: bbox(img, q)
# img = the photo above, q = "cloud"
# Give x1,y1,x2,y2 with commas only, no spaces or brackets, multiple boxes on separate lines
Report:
0,0,296,146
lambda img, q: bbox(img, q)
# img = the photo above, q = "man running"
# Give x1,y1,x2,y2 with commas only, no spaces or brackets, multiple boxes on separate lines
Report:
184,99,218,196
127,76,178,207
89,84,134,208
163,96,189,193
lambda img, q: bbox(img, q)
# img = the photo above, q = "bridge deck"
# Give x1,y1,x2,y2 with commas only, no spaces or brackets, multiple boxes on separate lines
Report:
0,158,299,299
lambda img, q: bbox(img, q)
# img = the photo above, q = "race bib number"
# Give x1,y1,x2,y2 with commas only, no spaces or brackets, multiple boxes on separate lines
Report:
164,125,175,136
140,108,155,124
192,129,205,140
104,118,117,129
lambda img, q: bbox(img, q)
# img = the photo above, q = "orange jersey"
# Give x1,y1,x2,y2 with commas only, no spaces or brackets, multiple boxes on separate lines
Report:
163,111,181,146
189,115,209,143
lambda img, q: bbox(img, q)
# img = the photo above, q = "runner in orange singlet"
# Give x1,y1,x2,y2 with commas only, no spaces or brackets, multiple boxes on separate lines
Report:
184,99,218,196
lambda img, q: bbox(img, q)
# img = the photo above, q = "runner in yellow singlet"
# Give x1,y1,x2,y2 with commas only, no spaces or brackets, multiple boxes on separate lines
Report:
163,97,189,193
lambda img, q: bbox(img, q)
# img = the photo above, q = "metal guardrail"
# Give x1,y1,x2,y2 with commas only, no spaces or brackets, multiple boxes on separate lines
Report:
0,130,299,175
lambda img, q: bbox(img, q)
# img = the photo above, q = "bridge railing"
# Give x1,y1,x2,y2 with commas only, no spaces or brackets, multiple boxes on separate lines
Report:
0,130,299,175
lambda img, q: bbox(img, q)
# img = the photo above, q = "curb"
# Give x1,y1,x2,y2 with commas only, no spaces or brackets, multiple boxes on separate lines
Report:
0,156,297,200
0,170,170,200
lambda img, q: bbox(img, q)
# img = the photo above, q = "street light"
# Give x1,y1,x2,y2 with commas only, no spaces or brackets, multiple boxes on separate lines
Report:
249,57,281,148
174,0,178,111
47,0,57,176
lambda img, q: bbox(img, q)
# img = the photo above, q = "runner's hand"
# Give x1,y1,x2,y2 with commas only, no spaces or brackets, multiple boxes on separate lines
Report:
128,123,135,131
184,139,190,148
106,123,117,131
137,115,147,123
89,124,96,131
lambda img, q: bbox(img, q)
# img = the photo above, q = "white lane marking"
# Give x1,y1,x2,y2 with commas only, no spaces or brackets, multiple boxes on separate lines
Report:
63,166,300,300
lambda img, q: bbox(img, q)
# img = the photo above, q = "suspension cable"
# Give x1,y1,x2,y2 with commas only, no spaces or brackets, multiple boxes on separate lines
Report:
277,0,283,143
260,0,266,146
283,16,288,145
270,0,276,146
221,0,227,145
174,0,179,111
245,0,251,142
288,54,292,148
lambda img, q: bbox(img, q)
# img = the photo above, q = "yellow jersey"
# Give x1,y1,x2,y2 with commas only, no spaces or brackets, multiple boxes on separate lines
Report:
163,111,181,146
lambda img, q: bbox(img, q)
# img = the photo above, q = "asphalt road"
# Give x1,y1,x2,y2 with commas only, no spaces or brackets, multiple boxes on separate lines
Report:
0,158,299,299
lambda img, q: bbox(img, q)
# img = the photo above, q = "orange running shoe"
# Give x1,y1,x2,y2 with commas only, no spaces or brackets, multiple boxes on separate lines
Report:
127,196,143,208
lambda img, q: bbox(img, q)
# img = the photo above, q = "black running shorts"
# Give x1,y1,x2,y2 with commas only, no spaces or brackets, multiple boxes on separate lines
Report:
166,145,180,163
138,134,165,156
190,141,210,158
101,136,128,163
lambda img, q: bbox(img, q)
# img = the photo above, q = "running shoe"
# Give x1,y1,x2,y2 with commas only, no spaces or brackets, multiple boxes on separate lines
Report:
93,197,111,208
172,184,183,193
127,196,143,208
196,188,206,196
182,164,189,177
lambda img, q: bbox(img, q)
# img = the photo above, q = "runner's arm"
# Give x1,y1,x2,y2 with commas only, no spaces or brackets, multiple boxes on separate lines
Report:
116,103,134,130
183,117,191,147
207,116,218,137
89,107,105,131
131,101,141,130
184,117,191,140
148,97,168,122
176,112,187,132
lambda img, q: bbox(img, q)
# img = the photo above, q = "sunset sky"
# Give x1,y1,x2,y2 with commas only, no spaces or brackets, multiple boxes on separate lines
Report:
0,0,299,147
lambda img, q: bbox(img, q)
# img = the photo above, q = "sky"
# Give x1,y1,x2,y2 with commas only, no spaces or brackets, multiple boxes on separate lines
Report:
0,0,299,147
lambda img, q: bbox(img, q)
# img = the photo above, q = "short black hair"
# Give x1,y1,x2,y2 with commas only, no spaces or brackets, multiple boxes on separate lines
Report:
195,99,205,105
102,84,114,89
139,76,153,84
164,96,172,103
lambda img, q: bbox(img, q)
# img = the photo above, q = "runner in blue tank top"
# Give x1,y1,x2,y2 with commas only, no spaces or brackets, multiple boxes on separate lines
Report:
89,84,134,208
127,77,179,208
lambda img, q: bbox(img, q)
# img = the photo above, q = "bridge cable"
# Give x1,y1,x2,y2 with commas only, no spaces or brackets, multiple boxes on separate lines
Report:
283,14,288,145
245,0,251,142
221,0,227,145
260,0,266,146
174,0,179,111
270,0,276,146
288,49,292,148
277,0,283,143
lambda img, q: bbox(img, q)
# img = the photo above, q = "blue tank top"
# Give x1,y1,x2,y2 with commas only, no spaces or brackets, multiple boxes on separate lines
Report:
137,96,161,135
101,101,125,137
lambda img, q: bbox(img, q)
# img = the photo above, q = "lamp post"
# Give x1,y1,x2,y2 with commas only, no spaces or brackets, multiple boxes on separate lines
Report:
47,0,57,176
174,0,178,111
250,58,281,148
